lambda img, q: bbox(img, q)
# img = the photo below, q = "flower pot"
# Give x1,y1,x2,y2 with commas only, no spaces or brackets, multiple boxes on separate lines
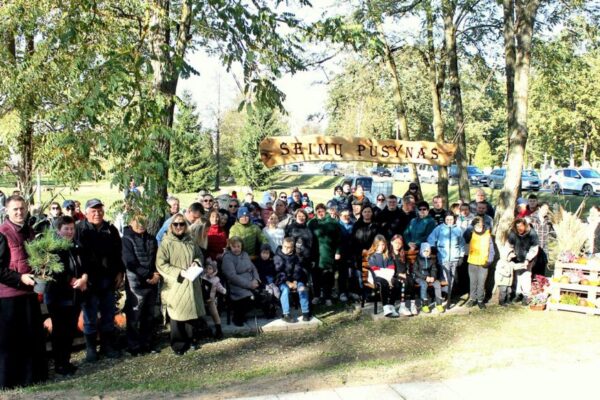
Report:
529,304,546,311
33,277,48,294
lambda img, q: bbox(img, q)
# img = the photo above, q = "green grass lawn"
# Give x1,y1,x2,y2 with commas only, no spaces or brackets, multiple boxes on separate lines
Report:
12,306,600,399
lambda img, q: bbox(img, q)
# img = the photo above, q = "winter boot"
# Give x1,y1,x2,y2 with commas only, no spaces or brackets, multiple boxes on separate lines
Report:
100,331,121,359
84,334,98,363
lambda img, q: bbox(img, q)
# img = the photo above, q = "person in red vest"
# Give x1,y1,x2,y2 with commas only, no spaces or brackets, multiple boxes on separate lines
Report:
0,195,47,389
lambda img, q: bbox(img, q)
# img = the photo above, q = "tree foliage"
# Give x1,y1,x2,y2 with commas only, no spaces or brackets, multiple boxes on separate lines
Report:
529,16,600,166
169,91,217,192
473,140,494,169
231,107,287,190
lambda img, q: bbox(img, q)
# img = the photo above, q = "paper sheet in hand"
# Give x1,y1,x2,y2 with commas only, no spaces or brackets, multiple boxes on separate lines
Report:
374,268,395,284
185,265,203,281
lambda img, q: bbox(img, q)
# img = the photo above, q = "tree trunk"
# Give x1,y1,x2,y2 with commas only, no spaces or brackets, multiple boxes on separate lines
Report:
378,24,423,198
11,34,36,203
17,120,35,202
149,0,193,203
425,1,448,202
494,0,541,242
503,0,516,164
442,0,470,202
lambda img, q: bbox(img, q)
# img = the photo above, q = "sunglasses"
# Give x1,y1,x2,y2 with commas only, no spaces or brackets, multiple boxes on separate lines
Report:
51,207,60,210
172,222,186,227
229,204,239,208
418,208,428,211
377,198,385,201
203,199,214,203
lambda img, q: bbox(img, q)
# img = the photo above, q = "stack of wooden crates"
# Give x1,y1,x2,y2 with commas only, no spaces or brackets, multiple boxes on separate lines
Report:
548,261,600,315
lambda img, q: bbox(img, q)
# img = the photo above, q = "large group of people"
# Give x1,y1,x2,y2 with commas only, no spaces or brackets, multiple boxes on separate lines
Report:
0,180,560,390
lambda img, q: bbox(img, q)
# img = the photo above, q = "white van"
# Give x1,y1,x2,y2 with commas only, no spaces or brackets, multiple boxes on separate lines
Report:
417,165,438,184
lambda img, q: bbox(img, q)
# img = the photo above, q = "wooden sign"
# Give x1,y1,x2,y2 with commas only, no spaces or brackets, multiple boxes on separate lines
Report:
259,135,457,167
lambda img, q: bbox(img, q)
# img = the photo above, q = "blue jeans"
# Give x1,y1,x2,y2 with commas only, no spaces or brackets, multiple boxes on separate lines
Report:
82,279,116,335
279,282,310,314
415,278,442,305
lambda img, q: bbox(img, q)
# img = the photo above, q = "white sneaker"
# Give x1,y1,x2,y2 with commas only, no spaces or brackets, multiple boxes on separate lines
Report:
311,297,321,305
410,302,418,315
325,299,333,306
386,304,400,318
339,293,348,302
383,304,394,317
399,303,412,317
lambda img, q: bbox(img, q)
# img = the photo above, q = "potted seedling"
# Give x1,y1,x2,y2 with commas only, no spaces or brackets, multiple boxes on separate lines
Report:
25,229,72,294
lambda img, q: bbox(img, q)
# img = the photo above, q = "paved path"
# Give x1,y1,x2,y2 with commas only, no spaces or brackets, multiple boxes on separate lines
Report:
230,361,600,400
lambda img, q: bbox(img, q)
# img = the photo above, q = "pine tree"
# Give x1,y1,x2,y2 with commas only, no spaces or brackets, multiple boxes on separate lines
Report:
231,107,285,190
169,92,217,192
473,140,495,169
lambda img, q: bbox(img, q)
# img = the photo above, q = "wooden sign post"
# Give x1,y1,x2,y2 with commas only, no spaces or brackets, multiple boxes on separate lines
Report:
259,135,457,167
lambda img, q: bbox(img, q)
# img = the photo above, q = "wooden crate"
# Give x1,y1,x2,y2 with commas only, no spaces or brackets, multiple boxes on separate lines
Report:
549,262,600,315
552,261,600,281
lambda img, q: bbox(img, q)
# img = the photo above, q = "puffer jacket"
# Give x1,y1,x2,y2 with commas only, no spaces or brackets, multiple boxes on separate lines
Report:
122,226,158,289
156,232,205,321
229,221,267,258
221,249,261,301
413,255,438,280
273,246,306,285
427,223,465,264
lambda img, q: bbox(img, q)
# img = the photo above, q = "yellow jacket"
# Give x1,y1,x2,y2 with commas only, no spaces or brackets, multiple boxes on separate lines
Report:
467,229,493,266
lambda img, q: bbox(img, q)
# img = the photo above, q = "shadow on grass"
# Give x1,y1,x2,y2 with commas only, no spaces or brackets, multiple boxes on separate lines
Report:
23,306,529,397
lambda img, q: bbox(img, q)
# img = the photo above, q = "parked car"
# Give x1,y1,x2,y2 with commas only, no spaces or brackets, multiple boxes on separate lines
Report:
548,168,600,196
448,165,485,186
392,165,412,182
320,163,340,176
370,166,392,177
488,168,541,191
479,174,491,187
417,164,438,184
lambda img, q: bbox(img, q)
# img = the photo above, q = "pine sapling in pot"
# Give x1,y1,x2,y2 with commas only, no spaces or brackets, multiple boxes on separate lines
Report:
25,229,72,294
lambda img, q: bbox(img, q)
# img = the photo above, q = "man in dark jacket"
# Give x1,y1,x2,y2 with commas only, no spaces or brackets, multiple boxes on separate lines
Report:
122,215,159,355
377,195,415,240
289,190,303,212
76,198,125,362
0,195,47,389
428,195,447,226
507,218,540,305
469,189,495,219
